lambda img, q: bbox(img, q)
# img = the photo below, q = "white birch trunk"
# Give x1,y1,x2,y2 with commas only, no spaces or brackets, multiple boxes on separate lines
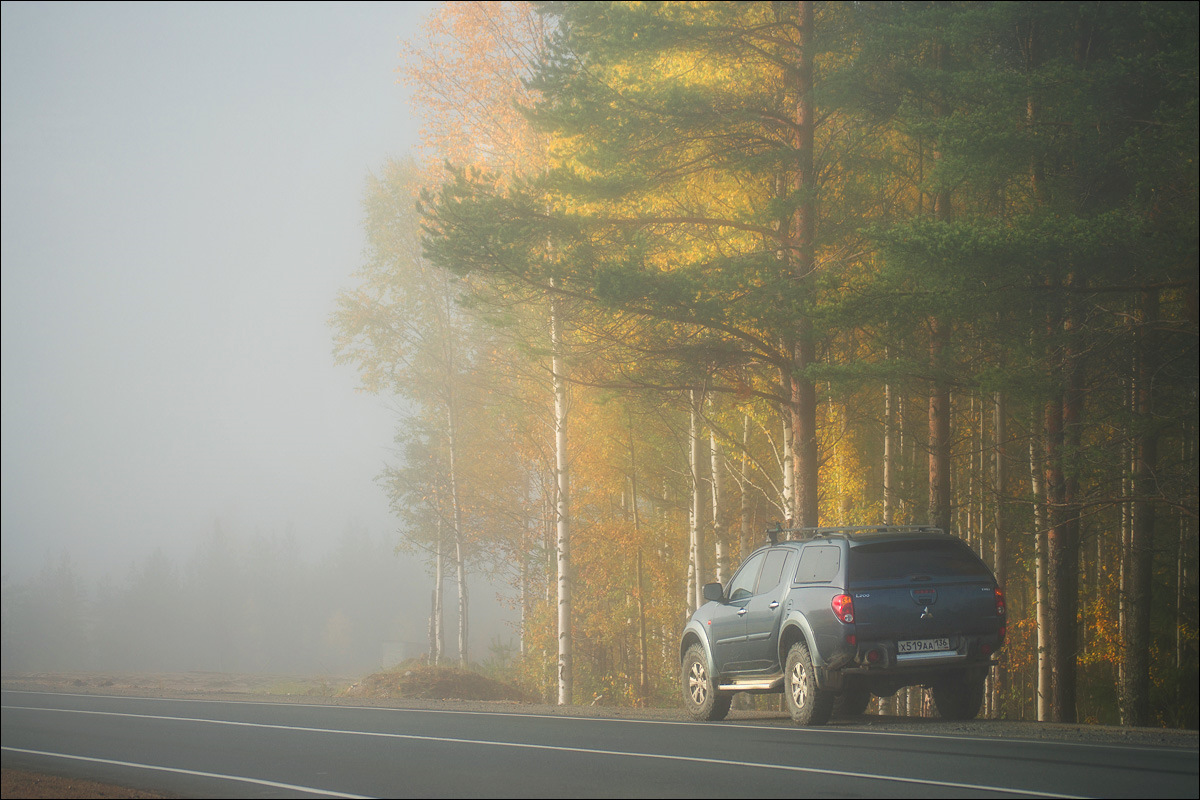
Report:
781,405,795,525
446,399,468,668
1030,434,1050,722
711,424,727,584
880,381,895,719
992,392,1007,718
551,292,572,705
897,393,908,522
883,380,895,525
1180,426,1193,672
519,532,527,658
689,389,705,612
434,513,444,664
740,415,752,563
626,413,649,705
1119,375,1133,700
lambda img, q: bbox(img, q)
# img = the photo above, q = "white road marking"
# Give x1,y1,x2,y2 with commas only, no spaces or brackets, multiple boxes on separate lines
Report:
1,746,371,798
3,703,1086,798
5,689,1191,756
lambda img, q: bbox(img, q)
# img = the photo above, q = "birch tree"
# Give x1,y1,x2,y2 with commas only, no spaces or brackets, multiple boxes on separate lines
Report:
332,158,485,666
404,0,582,700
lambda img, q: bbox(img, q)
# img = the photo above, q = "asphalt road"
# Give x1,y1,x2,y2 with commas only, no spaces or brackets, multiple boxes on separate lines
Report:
2,690,1196,798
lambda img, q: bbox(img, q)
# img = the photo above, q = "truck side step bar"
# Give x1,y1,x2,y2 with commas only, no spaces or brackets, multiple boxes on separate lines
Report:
719,676,783,692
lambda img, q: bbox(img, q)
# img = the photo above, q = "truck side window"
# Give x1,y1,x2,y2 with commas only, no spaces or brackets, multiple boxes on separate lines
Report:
755,548,791,594
795,545,840,583
727,551,765,601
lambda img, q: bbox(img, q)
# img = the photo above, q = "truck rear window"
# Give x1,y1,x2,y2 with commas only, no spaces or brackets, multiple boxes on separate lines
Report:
847,539,992,582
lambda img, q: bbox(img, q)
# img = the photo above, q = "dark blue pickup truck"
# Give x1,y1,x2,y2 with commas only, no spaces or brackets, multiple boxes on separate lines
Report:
679,526,1005,725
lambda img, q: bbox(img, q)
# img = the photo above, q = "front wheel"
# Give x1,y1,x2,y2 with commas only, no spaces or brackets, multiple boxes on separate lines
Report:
682,644,731,721
783,642,834,725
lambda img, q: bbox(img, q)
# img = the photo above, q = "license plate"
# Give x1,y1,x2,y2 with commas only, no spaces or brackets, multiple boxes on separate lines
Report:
898,637,951,654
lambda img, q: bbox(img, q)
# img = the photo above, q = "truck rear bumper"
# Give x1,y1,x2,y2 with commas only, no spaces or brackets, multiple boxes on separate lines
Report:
849,634,1001,672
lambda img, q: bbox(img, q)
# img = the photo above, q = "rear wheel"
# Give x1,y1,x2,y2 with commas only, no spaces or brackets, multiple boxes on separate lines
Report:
682,644,731,721
932,670,987,720
783,642,834,725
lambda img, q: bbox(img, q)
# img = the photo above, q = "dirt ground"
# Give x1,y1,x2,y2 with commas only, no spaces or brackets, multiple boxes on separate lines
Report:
1,670,353,698
0,769,169,799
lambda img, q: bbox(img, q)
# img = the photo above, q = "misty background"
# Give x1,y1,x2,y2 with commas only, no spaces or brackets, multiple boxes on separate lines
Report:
1,2,514,675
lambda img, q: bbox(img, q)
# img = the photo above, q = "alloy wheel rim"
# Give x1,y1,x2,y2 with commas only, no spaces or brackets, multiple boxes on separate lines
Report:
791,661,809,709
688,661,708,705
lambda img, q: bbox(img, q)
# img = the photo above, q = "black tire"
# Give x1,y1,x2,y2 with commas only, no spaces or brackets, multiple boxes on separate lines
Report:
682,644,731,721
783,642,834,725
833,685,871,717
932,671,986,721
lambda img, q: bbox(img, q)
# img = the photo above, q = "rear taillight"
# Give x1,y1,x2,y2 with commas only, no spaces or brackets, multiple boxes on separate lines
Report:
995,588,1006,616
832,594,855,624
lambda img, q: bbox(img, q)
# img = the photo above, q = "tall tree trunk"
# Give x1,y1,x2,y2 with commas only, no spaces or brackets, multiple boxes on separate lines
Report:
627,409,649,706
898,393,909,522
1123,289,1159,725
928,317,952,533
786,0,819,529
711,425,728,584
519,521,528,659
689,389,706,610
1044,394,1069,722
1030,430,1051,721
927,19,954,536
437,284,469,670
1058,278,1086,722
444,390,469,669
781,402,796,525
1179,426,1195,675
992,392,1007,714
1119,376,1134,704
551,292,572,705
1044,305,1084,723
966,394,979,553
884,378,895,525
740,415,753,561
837,391,852,523
433,510,445,664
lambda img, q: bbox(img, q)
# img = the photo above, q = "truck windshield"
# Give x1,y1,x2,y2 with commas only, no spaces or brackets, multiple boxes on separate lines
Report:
847,539,992,582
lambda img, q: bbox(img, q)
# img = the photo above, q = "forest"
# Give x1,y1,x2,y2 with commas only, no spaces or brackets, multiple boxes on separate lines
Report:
331,1,1198,727
0,525,459,678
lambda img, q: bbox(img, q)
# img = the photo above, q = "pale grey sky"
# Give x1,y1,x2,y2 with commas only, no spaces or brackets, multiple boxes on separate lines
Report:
1,1,439,578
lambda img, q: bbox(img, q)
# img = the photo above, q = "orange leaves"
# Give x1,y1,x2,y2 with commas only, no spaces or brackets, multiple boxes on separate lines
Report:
402,2,548,175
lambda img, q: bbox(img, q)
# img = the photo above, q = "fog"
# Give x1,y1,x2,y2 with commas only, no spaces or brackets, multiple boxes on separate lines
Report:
0,523,490,676
1,2,514,674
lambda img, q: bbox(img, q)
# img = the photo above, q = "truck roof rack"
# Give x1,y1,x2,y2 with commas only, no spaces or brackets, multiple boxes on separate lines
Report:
765,523,944,545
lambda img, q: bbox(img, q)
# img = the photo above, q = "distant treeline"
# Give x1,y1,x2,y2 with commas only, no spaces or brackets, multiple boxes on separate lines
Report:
0,525,487,676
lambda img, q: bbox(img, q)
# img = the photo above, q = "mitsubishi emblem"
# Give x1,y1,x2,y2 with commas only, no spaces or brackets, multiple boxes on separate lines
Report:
920,606,933,620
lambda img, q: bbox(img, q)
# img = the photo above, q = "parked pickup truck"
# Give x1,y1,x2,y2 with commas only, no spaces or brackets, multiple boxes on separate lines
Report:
679,526,1005,725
